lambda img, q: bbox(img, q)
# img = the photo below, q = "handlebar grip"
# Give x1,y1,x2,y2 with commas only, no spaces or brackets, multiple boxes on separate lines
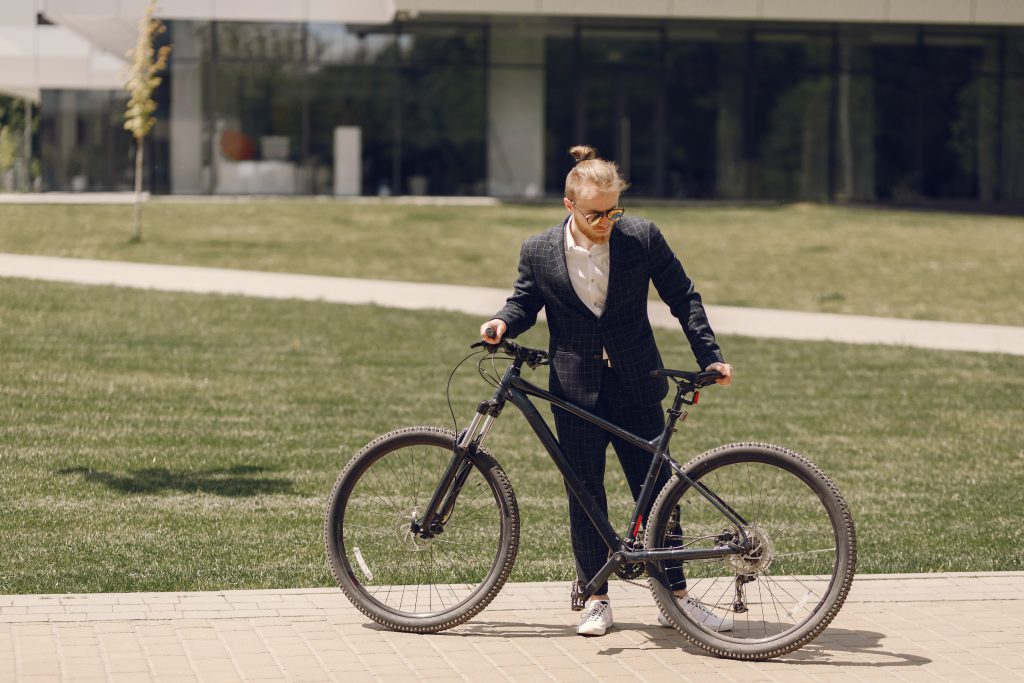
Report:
484,326,498,341
650,368,722,388
696,370,723,387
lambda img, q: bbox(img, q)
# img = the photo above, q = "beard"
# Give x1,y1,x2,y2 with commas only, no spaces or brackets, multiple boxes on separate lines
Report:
577,220,612,245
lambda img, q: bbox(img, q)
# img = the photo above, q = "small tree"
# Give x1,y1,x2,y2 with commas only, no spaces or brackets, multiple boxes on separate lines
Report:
0,125,16,190
0,97,23,191
123,0,170,243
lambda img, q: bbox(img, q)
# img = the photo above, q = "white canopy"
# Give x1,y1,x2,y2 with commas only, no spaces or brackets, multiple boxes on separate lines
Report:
0,0,397,99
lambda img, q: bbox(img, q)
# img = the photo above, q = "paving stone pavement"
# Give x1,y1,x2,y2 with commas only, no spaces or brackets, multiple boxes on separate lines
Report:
1,573,1022,682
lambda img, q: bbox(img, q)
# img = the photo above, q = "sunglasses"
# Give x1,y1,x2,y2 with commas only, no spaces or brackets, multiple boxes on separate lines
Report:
571,201,625,226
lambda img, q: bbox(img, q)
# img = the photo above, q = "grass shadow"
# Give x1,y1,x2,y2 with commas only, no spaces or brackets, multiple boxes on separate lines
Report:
57,464,295,497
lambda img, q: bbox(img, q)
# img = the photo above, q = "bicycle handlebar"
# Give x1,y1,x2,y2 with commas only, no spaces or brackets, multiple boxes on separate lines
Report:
474,329,720,388
471,333,549,369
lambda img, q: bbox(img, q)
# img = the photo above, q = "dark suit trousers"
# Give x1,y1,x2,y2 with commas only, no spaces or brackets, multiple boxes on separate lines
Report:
553,365,686,596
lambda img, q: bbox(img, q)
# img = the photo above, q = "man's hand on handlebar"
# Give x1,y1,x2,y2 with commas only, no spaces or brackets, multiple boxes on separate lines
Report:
705,361,733,386
480,319,507,344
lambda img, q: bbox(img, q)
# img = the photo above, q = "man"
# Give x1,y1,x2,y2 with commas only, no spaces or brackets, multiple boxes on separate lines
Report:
480,145,733,637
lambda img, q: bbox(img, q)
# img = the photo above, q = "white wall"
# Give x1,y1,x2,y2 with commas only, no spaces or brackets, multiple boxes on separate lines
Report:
487,28,544,198
0,0,39,25
0,25,124,99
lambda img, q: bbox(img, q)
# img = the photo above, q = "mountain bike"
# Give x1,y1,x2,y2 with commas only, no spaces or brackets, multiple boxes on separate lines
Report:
324,337,857,660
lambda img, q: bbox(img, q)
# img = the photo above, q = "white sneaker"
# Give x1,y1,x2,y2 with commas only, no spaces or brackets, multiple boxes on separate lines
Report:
680,597,733,632
576,600,613,636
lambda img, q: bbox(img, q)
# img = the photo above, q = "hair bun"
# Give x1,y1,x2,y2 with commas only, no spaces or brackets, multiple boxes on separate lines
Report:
568,145,598,164
563,144,628,199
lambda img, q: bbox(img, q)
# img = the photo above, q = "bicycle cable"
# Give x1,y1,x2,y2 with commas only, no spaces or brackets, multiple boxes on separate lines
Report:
445,349,487,438
477,352,511,388
445,348,518,437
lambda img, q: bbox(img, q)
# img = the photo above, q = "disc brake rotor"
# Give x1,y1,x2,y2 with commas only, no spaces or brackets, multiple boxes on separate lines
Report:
726,523,775,575
397,506,433,551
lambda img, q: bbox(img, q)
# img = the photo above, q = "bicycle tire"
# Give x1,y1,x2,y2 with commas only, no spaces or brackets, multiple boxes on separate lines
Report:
644,442,856,660
324,426,519,632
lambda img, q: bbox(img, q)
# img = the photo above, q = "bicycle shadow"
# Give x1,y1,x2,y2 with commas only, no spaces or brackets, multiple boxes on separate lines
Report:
57,464,295,496
609,622,930,667
428,620,929,668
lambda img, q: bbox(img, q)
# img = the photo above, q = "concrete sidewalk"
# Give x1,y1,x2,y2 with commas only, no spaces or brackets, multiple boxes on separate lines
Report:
1,573,1022,682
2,253,1023,356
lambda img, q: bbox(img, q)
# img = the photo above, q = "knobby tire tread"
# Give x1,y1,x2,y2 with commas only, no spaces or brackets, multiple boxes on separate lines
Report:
646,441,857,660
323,425,520,633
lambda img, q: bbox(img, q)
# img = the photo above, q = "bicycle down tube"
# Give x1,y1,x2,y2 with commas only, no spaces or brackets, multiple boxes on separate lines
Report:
509,371,749,533
504,374,748,562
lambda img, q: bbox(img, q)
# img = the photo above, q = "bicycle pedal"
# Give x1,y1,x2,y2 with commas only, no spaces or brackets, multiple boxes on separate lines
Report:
570,581,587,611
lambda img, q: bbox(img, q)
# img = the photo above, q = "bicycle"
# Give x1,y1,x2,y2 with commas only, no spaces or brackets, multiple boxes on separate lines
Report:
324,337,857,660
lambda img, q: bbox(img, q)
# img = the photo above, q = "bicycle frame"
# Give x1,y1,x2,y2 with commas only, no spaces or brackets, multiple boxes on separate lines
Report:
419,356,751,601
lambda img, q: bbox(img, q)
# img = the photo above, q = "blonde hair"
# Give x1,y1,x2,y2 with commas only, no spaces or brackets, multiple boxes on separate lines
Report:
564,145,629,200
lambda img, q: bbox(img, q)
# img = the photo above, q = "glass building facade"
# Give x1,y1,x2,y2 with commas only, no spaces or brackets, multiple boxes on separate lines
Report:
33,16,1024,205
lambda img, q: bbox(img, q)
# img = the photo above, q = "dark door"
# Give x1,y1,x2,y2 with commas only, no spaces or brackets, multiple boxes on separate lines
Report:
577,70,665,197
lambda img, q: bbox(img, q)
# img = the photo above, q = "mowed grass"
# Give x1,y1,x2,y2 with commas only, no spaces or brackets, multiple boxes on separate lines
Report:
1,277,1021,594
0,201,1021,325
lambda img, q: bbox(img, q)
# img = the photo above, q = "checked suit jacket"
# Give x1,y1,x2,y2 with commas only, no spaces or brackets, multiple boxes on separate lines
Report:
494,215,724,408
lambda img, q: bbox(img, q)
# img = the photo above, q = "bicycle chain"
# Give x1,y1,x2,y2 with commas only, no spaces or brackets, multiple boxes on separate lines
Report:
620,574,649,589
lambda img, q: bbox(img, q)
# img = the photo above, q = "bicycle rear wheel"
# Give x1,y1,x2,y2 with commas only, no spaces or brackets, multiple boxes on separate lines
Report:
324,426,519,632
645,442,856,660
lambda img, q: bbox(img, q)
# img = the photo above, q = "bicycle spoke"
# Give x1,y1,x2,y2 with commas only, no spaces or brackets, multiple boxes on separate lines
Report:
326,428,518,629
644,445,854,658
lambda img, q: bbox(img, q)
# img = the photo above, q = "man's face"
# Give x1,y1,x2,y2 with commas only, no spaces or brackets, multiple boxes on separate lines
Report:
563,186,622,246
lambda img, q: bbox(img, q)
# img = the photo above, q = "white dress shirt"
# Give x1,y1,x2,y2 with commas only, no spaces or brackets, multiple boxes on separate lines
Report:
565,219,610,318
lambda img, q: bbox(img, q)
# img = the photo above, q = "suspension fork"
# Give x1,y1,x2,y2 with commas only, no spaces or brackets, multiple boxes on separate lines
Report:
413,374,510,538
435,410,499,525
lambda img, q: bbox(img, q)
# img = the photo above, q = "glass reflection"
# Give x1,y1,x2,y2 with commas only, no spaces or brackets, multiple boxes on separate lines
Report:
33,15,1020,203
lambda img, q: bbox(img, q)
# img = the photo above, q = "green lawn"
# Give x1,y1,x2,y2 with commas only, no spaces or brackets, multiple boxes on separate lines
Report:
0,201,1021,325
2,277,1021,594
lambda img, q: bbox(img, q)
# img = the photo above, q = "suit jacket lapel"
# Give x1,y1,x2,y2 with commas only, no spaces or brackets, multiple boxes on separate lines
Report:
602,228,623,314
550,219,599,320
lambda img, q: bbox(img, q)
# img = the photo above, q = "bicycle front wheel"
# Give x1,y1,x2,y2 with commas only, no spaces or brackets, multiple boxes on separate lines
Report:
324,426,519,632
645,442,856,660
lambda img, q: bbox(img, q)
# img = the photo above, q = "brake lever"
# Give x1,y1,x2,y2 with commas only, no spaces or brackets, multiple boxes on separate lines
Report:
470,340,500,354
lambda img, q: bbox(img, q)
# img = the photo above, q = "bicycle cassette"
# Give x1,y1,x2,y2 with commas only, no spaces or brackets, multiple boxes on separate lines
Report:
726,523,775,575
